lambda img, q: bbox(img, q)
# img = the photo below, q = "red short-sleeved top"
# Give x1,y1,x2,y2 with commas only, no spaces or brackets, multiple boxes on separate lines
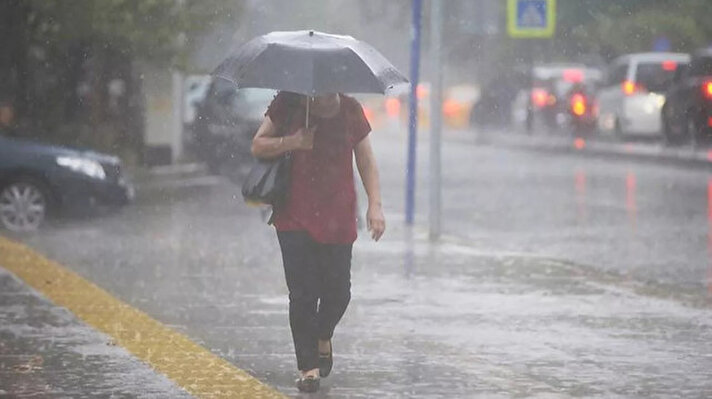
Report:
266,92,371,244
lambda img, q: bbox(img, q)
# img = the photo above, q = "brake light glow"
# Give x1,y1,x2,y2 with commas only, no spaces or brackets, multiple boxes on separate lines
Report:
363,106,374,124
662,60,677,71
443,99,460,116
708,116,712,128
570,93,586,116
574,138,586,150
385,97,400,117
416,84,428,100
703,81,712,100
531,88,549,108
622,80,642,96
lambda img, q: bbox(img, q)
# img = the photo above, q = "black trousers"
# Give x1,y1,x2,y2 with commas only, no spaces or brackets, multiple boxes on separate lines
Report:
277,231,353,371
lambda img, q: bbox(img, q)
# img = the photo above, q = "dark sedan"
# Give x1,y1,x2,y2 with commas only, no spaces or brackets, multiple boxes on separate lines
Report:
0,134,133,231
662,49,712,145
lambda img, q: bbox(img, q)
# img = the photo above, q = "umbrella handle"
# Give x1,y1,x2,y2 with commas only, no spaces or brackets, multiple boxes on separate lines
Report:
305,96,311,129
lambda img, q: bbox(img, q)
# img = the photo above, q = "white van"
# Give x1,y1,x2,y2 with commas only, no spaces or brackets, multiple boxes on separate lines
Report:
597,52,690,137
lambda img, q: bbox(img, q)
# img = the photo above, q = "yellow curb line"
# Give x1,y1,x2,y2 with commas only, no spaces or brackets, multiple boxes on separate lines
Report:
0,236,286,399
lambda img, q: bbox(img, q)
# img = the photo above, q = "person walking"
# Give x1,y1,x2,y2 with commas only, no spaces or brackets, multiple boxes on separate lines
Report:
251,91,385,393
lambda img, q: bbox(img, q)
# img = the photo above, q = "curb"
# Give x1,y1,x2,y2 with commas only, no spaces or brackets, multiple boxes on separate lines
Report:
125,162,209,183
133,175,225,191
458,130,712,169
125,162,213,188
148,162,208,178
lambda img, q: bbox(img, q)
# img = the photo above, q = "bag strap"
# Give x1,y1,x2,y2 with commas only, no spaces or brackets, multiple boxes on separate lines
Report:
266,101,299,226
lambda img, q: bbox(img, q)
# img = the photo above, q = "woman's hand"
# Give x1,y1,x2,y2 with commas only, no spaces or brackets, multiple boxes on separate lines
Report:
367,203,385,241
355,136,385,242
294,125,317,150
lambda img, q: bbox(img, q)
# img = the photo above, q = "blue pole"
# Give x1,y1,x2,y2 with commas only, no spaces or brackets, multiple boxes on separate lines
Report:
406,0,422,226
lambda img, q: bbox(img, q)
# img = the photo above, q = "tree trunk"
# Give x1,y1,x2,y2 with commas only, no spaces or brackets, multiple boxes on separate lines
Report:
0,0,30,117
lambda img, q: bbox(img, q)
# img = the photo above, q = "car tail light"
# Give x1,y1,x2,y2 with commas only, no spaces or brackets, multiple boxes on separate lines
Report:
703,81,712,100
531,88,549,108
622,80,644,96
570,93,587,116
443,99,460,117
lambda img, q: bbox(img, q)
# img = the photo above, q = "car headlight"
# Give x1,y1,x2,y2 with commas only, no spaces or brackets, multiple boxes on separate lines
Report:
56,156,106,180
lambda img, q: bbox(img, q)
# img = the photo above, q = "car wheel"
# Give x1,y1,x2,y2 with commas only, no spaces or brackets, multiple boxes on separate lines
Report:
663,116,684,146
0,178,50,232
687,112,708,148
687,116,699,148
662,106,678,146
613,117,625,141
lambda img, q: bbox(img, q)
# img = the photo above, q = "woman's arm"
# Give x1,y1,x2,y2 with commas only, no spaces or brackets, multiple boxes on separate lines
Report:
251,116,315,159
354,136,385,241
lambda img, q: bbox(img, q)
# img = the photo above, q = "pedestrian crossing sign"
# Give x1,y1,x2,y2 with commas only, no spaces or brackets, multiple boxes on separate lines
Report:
507,0,556,38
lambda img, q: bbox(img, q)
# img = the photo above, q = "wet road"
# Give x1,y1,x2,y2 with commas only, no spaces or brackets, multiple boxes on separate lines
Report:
3,128,712,397
386,130,712,297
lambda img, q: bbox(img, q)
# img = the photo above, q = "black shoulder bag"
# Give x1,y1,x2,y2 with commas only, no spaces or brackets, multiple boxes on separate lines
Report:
241,108,296,219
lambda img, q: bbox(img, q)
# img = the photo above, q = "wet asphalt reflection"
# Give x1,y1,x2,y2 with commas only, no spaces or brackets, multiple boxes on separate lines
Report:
385,130,712,297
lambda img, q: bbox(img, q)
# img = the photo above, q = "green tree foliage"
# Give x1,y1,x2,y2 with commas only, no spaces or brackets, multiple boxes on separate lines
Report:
0,0,236,156
556,0,710,60
20,0,237,66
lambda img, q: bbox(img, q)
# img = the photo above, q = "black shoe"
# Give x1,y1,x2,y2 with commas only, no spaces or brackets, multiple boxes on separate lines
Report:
319,340,333,377
296,375,320,393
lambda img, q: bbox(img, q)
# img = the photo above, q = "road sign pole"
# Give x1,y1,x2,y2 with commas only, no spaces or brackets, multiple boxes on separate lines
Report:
406,0,422,226
429,0,443,241
525,41,534,134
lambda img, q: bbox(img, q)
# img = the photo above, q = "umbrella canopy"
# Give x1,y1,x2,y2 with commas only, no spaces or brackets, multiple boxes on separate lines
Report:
213,30,409,96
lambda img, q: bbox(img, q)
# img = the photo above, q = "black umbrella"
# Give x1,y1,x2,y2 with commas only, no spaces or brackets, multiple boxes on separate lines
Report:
213,30,409,126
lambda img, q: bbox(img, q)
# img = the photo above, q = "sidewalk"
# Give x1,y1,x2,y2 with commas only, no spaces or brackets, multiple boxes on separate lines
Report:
3,223,711,397
0,268,192,398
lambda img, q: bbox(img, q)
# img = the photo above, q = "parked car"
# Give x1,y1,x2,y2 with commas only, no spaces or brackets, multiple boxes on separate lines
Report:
191,78,276,177
566,81,599,137
470,71,524,129
662,49,712,145
597,52,690,138
183,74,212,126
510,63,603,134
0,134,133,231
